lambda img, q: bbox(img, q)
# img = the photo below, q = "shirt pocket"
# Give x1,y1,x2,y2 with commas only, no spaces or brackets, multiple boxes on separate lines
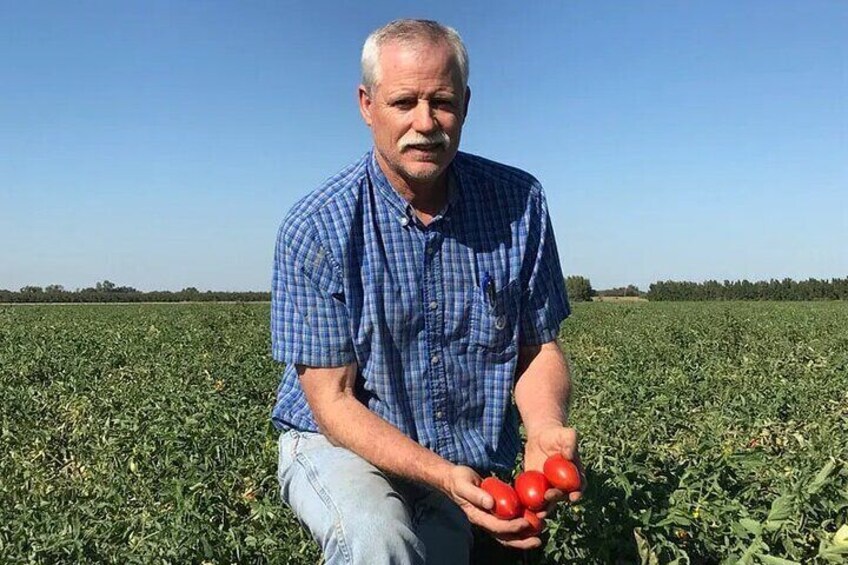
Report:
469,278,521,353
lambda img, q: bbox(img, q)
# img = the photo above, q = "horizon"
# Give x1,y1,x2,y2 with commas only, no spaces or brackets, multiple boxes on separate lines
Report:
5,274,848,295
2,1,846,292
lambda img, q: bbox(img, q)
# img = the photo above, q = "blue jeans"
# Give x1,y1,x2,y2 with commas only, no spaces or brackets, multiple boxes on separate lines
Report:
277,430,474,565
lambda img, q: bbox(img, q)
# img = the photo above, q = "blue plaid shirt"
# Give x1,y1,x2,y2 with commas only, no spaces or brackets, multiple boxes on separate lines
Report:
271,150,570,472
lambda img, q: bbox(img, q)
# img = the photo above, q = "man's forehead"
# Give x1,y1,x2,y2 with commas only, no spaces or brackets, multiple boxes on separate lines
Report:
380,39,452,65
375,40,463,88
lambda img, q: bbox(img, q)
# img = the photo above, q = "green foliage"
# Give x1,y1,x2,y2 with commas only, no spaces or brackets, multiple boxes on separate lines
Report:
647,277,848,301
0,304,316,564
0,286,270,303
566,275,594,302
549,301,848,563
597,284,644,298
0,302,846,563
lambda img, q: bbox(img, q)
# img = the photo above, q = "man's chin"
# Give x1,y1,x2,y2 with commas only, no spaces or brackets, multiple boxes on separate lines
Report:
399,153,456,180
401,164,445,182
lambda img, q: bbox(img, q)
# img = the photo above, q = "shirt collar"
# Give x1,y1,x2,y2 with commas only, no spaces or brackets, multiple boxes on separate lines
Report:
367,149,461,227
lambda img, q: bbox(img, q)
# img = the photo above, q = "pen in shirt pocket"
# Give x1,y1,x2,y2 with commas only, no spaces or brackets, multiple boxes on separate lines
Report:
481,271,496,307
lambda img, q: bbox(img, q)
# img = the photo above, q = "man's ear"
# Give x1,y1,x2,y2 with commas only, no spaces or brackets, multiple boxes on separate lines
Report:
358,85,373,127
462,86,471,124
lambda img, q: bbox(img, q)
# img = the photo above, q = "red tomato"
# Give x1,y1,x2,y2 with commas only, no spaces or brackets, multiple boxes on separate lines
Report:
543,454,581,493
523,508,544,536
480,477,523,519
514,470,549,511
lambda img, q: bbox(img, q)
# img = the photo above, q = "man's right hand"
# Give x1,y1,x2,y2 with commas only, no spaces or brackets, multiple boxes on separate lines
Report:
299,365,542,548
440,465,544,550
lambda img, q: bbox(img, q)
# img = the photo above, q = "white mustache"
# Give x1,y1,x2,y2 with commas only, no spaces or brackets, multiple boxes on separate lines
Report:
398,130,451,151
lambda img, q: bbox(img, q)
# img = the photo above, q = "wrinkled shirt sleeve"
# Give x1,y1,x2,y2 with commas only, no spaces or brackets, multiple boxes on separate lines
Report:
519,186,571,346
271,218,355,367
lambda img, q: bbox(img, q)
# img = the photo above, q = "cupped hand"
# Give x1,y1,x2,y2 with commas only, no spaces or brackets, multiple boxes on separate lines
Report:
524,425,586,507
440,465,543,550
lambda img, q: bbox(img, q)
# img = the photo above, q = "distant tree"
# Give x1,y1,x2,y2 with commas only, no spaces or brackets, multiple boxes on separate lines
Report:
19,286,43,293
597,284,644,298
113,285,139,293
835,277,848,300
95,280,116,292
624,284,642,297
45,284,65,293
647,277,848,301
565,276,594,302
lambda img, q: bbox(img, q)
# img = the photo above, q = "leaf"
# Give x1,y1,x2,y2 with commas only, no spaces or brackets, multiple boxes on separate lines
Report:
740,537,768,564
834,524,848,547
633,528,660,565
739,518,763,536
617,473,634,498
765,495,793,525
807,459,837,495
755,555,800,565
819,544,848,563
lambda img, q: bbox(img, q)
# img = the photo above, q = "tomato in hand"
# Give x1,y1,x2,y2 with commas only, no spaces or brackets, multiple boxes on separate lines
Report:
543,454,581,493
480,477,523,519
523,508,544,536
514,470,549,511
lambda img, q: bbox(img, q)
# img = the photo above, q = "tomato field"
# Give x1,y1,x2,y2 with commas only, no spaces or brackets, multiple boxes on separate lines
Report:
1,302,846,563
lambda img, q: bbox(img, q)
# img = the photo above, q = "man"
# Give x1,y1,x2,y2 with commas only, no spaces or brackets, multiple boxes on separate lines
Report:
271,19,583,564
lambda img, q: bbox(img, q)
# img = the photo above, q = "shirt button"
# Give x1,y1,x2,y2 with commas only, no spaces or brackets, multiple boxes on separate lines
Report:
431,355,440,365
495,315,507,330
399,217,409,226
428,300,438,310
435,411,444,419
426,245,436,255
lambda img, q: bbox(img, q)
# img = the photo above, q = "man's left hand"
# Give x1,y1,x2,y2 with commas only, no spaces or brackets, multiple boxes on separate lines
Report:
523,425,585,509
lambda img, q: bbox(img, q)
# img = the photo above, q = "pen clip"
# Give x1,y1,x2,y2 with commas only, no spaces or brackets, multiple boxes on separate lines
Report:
482,271,496,307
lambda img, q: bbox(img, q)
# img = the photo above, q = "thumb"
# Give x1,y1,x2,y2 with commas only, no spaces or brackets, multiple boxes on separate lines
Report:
552,427,579,459
456,480,494,511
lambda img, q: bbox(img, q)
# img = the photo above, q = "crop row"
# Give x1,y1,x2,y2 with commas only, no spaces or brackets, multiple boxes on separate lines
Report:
0,302,845,563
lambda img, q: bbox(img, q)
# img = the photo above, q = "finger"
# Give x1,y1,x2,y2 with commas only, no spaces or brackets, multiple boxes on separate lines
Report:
468,510,529,536
559,428,579,460
545,487,566,504
456,480,493,511
495,534,543,550
539,498,558,518
571,453,587,498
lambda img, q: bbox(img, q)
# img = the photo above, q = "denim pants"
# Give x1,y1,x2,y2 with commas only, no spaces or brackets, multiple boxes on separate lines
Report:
277,430,474,565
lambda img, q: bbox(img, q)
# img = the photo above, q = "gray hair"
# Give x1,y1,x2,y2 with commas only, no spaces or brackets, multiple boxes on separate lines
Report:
361,19,469,93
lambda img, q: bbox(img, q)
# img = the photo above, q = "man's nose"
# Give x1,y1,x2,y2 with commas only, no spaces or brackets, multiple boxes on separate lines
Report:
412,101,438,133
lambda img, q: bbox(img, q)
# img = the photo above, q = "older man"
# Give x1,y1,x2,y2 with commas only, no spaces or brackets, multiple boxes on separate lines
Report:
271,19,582,564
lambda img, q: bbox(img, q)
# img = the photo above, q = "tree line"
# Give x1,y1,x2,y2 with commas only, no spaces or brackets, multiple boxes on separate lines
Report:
567,276,848,302
646,277,848,301
4,277,846,304
1,281,270,303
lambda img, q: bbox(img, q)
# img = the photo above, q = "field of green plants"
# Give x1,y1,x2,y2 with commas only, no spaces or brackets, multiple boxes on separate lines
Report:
1,302,846,564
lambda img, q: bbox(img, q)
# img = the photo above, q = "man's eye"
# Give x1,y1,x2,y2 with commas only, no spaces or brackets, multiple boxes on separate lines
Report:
393,99,415,109
433,99,454,109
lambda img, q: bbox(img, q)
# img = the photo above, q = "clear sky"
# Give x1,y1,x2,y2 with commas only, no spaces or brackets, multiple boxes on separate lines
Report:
2,1,846,292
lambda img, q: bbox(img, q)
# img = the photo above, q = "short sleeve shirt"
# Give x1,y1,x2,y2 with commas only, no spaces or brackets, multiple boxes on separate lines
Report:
271,150,570,472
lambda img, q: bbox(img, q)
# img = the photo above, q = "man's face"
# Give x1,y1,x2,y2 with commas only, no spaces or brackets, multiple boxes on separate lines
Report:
359,40,470,189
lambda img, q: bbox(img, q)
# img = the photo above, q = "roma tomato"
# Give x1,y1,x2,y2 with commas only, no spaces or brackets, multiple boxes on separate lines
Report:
514,470,549,511
480,477,523,519
543,454,581,493
523,508,544,536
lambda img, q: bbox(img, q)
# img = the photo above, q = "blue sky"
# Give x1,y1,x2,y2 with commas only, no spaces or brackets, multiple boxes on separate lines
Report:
2,1,845,292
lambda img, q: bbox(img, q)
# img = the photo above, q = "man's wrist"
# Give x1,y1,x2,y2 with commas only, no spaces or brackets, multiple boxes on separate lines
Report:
427,460,458,494
524,417,567,440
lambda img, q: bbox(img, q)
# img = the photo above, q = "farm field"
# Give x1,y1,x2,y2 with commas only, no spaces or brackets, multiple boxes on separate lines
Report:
1,302,846,564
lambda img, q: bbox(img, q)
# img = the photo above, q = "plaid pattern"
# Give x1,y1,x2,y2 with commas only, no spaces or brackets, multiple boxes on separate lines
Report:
271,150,570,472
